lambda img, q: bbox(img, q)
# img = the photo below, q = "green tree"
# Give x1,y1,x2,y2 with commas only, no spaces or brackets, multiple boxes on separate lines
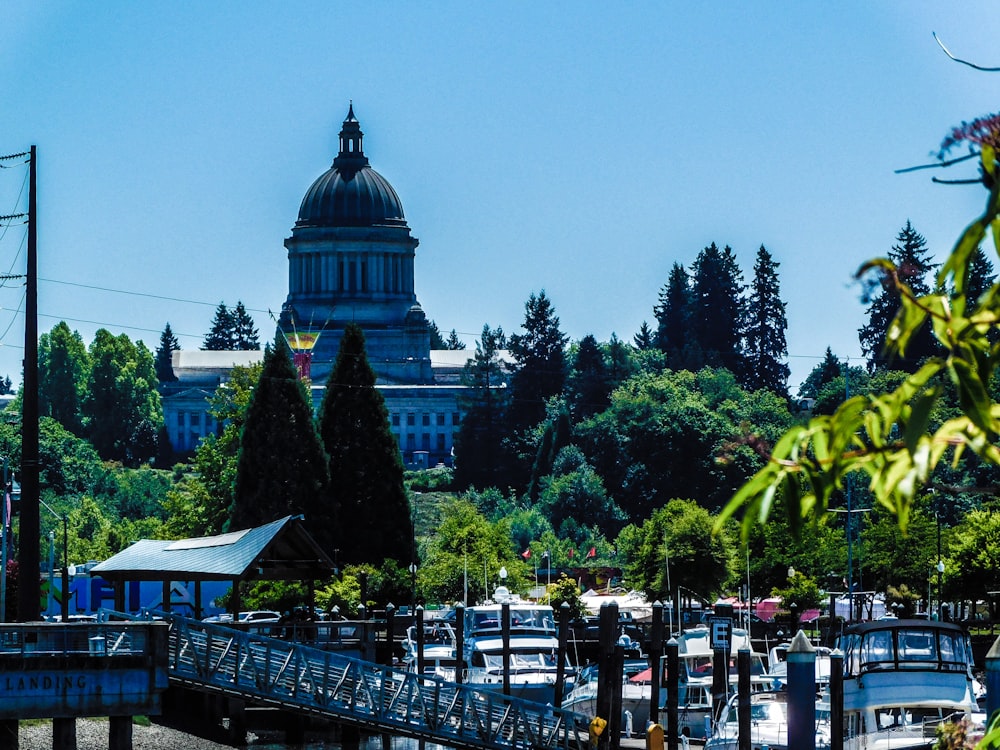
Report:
318,323,407,566
231,337,331,544
628,500,731,603
202,302,234,350
83,330,162,466
193,362,262,533
942,508,1000,605
154,323,180,383
743,245,790,396
566,334,610,420
537,450,625,537
690,244,746,376
770,571,823,612
654,262,691,360
445,329,466,350
548,574,588,621
454,324,511,490
858,221,939,373
799,347,843,399
633,322,654,351
508,291,568,434
231,301,260,350
965,246,996,308
428,320,447,350
38,322,89,435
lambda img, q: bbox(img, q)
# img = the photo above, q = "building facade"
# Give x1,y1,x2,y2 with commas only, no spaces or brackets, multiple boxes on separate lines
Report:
162,106,504,466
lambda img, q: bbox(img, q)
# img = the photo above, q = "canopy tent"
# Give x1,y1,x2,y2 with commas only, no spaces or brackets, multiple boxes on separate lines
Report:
89,515,336,618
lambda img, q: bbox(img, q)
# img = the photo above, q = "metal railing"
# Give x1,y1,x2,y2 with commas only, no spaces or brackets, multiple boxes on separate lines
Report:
114,610,591,750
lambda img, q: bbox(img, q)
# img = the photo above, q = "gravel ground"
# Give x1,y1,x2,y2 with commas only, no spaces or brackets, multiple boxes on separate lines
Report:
18,718,238,750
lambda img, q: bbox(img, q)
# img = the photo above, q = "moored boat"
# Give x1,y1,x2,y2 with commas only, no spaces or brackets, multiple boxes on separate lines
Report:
835,618,981,750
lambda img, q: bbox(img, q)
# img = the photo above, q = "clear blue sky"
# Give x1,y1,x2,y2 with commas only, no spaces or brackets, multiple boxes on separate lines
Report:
2,3,998,394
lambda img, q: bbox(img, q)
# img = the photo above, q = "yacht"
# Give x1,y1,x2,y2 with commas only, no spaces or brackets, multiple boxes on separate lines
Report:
705,689,832,750
462,586,574,703
561,658,651,736
402,618,459,681
835,618,981,750
655,625,772,739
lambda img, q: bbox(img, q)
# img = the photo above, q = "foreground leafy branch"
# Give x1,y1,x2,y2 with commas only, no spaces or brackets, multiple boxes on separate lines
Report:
719,145,1000,540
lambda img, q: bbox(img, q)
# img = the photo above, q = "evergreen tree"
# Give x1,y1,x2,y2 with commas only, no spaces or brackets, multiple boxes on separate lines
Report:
508,290,569,434
445,329,467,350
454,324,511,490
633,322,654,351
965,246,996,308
231,336,332,549
654,263,691,359
566,334,609,419
231,301,260,350
742,245,790,396
859,221,939,373
318,323,409,566
154,323,180,383
0,376,11,396
83,329,162,466
202,302,234,350
799,347,843,398
605,333,637,390
689,244,746,376
39,321,89,435
428,320,447,350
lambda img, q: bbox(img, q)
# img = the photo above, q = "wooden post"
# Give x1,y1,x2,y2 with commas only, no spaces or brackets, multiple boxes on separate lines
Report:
416,605,425,675
108,716,132,750
787,631,816,750
455,603,465,684
227,699,246,745
830,649,844,750
665,637,678,750
737,648,750,750
649,601,664,727
501,601,511,697
53,717,77,750
711,644,727,734
596,601,619,750
0,720,14,750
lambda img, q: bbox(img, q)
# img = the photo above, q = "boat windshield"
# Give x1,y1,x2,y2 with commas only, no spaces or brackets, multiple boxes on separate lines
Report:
468,608,556,632
844,625,972,674
680,654,767,679
476,651,559,669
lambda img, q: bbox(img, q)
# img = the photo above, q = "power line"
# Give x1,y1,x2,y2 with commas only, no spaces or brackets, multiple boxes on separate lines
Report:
38,277,271,315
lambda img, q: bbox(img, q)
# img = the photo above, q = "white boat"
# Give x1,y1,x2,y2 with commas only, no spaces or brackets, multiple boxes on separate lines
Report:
705,689,832,750
654,625,773,740
402,619,459,681
835,618,981,750
462,586,573,703
561,659,651,736
767,641,833,690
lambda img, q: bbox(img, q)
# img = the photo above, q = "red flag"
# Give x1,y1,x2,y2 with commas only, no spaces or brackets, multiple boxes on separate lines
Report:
586,546,597,559
521,548,531,559
567,549,574,559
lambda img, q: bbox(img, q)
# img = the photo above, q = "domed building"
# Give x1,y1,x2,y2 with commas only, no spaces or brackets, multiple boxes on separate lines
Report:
163,106,493,468
279,104,433,385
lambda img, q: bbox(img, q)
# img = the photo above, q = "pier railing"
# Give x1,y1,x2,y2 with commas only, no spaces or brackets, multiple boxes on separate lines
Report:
111,610,591,750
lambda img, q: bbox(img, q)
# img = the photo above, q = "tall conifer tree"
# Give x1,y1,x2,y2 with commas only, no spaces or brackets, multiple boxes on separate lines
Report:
566,334,609,420
231,336,332,550
39,321,89,435
508,290,568,434
203,303,234,350
689,243,746,376
154,323,180,383
318,323,410,566
231,301,260,350
742,245,790,396
799,347,843,398
859,221,938,373
454,324,511,490
654,263,692,360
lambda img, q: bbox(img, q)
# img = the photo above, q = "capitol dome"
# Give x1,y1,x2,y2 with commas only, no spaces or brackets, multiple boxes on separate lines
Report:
295,104,407,228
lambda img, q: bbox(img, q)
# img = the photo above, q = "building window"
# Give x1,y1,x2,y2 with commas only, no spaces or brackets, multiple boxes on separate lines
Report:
422,433,430,450
407,413,415,427
407,434,415,450
422,414,430,427
436,434,446,451
177,412,184,428
392,414,400,426
452,412,460,425
436,413,445,426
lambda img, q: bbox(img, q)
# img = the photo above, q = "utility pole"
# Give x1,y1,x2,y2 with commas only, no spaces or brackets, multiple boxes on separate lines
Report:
19,145,40,622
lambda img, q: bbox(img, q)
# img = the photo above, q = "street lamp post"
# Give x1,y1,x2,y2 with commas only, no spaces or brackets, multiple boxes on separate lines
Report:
409,562,417,614
937,559,945,620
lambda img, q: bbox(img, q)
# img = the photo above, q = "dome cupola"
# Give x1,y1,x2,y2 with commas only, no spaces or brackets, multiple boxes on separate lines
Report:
296,103,407,228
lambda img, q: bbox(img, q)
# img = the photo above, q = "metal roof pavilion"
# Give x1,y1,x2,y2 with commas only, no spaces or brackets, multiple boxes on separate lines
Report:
89,515,335,617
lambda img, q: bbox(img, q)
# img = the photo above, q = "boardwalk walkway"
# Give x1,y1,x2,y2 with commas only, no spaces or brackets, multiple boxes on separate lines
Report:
127,611,590,750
